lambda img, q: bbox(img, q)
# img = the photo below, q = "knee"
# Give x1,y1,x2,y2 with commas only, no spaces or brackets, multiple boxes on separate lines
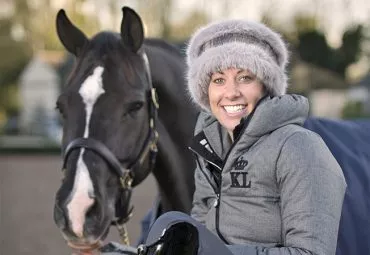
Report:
146,211,193,243
152,211,193,232
157,211,190,222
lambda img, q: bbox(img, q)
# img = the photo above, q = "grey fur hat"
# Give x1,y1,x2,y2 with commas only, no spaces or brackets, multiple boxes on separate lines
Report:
186,19,289,111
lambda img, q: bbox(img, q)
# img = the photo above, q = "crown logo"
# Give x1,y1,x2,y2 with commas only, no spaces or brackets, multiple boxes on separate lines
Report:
233,157,248,171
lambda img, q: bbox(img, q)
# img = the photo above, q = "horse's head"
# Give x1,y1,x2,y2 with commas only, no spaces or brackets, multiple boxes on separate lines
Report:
53,7,158,250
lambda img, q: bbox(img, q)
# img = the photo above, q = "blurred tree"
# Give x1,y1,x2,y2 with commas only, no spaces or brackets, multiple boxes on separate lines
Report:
169,10,210,41
6,0,103,52
137,0,173,39
107,0,120,30
333,25,363,75
295,14,363,78
360,22,370,72
137,0,209,42
294,15,319,34
297,30,332,70
0,18,31,125
160,0,173,39
0,0,102,126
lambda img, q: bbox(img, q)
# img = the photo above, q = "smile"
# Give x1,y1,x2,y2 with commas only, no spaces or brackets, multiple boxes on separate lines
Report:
223,104,246,114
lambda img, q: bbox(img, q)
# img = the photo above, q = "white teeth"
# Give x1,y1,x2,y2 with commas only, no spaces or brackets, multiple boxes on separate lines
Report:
223,105,246,113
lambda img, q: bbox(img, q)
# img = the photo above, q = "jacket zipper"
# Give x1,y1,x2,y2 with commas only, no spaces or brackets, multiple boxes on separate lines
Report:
214,181,229,244
189,147,229,244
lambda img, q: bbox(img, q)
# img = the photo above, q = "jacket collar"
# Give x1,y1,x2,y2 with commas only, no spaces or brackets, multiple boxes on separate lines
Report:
189,95,267,165
189,124,225,168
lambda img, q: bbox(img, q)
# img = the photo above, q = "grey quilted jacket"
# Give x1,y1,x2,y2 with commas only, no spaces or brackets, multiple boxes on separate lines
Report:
189,95,347,255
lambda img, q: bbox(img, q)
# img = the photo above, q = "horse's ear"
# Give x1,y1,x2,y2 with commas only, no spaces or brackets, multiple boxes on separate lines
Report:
120,7,144,53
56,9,88,57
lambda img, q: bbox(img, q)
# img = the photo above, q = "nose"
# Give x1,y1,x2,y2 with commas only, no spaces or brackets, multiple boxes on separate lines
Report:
224,80,241,99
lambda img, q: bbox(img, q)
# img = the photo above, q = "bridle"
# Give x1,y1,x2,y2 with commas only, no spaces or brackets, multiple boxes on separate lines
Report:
61,51,159,245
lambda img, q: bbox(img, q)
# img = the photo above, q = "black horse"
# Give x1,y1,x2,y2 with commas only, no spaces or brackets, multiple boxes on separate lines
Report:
53,7,198,251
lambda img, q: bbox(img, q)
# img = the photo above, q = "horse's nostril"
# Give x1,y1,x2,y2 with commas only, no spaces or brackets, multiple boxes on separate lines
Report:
86,200,103,223
54,203,67,229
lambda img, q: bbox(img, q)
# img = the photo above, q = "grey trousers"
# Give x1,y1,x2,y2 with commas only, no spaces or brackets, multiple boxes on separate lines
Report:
145,211,233,255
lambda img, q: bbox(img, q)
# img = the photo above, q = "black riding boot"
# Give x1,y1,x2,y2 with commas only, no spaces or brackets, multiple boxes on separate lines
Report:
138,222,199,255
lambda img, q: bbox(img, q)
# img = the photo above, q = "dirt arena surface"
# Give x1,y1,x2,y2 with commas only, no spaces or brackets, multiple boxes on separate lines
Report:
0,154,157,255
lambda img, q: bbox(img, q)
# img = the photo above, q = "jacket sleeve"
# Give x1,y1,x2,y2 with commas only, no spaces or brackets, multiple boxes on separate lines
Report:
227,130,347,255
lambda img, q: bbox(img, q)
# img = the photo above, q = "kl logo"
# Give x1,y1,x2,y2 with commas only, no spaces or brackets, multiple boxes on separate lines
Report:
230,157,251,188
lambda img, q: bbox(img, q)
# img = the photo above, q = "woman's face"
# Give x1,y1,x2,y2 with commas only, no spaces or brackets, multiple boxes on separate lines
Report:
208,68,265,134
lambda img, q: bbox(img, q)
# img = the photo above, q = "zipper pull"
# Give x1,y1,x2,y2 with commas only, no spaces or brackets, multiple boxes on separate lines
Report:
213,194,220,208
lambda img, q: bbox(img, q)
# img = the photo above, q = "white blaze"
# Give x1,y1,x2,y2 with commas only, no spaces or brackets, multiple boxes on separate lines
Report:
67,66,105,237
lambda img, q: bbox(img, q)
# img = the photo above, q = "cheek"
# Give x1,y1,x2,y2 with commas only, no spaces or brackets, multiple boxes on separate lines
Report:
243,86,264,112
208,85,221,105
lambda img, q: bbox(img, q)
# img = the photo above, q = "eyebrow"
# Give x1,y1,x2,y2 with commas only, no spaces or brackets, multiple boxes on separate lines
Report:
214,69,250,75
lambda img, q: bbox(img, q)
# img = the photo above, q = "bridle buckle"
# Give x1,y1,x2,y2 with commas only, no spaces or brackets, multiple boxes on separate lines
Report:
119,171,133,189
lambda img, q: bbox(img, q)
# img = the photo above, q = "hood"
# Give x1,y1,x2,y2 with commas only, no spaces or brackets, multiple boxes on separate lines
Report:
242,94,309,138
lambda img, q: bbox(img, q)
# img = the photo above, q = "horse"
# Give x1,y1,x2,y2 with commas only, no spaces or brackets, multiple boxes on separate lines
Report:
303,117,370,255
53,6,198,252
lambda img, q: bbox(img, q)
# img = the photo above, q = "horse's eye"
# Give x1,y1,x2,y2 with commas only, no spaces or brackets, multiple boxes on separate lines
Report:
128,102,144,113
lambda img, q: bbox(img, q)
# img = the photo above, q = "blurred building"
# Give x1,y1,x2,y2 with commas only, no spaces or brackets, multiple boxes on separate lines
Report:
290,60,349,119
348,73,370,113
307,72,370,119
309,89,348,118
18,52,63,142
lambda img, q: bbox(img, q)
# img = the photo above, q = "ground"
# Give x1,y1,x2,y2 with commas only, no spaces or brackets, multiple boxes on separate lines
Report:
0,155,157,255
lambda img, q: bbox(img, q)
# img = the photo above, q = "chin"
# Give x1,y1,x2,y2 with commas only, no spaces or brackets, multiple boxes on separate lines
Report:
223,120,241,131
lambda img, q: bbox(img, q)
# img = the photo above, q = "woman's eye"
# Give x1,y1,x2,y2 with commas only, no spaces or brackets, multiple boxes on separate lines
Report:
212,78,224,84
239,75,254,82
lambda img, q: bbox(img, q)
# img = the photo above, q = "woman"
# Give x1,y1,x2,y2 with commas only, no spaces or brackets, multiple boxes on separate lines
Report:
107,19,347,255
185,19,346,255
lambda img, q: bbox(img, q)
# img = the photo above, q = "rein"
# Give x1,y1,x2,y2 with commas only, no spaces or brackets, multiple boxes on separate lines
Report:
61,51,159,247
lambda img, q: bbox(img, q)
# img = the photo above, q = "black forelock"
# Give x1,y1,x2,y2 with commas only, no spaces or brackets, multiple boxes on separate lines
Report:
63,31,145,91
89,31,143,68
89,32,121,55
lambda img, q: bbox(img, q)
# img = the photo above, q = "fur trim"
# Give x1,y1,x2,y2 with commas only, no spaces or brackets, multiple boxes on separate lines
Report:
186,19,289,111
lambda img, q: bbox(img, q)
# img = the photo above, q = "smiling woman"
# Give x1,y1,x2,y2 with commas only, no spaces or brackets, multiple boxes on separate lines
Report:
185,18,346,255
134,18,347,255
